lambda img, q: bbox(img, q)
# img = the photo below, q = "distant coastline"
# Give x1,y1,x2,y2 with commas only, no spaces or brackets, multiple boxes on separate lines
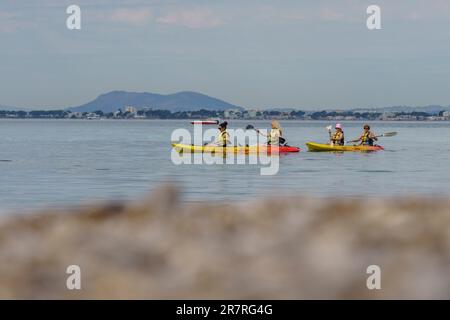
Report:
1,108,450,121
2,90,450,121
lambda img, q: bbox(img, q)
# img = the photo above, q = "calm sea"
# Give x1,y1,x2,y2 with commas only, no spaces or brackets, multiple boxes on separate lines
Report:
1,119,449,213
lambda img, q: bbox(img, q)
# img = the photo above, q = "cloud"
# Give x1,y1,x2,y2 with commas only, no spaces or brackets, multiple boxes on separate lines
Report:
0,11,20,32
157,8,223,29
0,11,38,33
252,1,450,24
250,4,354,24
318,6,345,21
394,0,450,20
99,8,153,27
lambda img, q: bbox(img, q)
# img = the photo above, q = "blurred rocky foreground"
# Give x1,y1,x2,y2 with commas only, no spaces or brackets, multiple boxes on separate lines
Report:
1,186,450,299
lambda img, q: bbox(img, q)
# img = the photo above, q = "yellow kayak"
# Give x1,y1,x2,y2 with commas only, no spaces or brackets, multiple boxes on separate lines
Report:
172,143,300,154
306,142,384,152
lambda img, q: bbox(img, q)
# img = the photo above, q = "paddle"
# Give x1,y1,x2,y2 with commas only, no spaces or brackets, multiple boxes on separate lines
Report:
326,125,333,139
246,124,286,145
346,132,397,144
376,132,398,138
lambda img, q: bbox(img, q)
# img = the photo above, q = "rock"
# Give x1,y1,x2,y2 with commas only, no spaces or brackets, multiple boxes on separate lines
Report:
0,187,449,299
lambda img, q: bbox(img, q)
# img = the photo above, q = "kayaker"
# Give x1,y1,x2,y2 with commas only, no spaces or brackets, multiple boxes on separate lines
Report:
210,121,230,147
256,120,285,145
357,124,378,146
330,123,345,146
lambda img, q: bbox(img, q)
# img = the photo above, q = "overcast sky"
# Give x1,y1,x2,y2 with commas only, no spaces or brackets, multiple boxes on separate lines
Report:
1,0,450,109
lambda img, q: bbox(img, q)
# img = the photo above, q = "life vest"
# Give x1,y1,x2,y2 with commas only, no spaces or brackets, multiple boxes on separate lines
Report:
218,131,229,147
362,131,374,145
332,131,344,146
268,128,282,145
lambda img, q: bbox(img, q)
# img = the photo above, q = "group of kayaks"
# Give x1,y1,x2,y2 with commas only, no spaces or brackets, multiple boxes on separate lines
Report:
172,142,385,154
174,121,392,154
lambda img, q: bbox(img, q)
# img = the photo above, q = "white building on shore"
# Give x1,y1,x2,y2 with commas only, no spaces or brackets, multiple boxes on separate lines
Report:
124,106,138,114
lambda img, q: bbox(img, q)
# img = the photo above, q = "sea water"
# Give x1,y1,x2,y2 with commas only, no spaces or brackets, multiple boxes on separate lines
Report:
1,119,449,212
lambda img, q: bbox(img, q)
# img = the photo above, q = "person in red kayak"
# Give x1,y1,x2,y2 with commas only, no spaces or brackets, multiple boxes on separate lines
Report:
255,120,286,145
330,123,345,146
357,124,378,146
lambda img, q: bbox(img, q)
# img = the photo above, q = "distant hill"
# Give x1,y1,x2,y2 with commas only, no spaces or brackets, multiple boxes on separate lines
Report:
68,91,240,113
351,105,450,115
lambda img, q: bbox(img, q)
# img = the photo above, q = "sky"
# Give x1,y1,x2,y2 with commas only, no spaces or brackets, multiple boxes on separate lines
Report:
1,0,450,110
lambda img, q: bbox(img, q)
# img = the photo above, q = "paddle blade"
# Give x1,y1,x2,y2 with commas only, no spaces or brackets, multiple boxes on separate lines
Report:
381,132,397,137
326,125,333,132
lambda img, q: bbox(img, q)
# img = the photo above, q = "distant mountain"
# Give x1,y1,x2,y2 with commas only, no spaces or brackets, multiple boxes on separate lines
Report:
352,105,450,115
68,91,240,113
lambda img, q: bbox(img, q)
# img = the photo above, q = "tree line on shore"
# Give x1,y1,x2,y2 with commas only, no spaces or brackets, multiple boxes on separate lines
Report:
0,109,448,120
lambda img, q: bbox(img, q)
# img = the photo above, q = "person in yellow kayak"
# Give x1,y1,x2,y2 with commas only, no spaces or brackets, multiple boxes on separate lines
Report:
357,124,378,146
329,123,345,146
209,121,230,147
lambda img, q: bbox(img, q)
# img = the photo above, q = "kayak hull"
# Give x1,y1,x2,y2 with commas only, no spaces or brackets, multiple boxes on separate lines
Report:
172,143,300,154
306,142,384,152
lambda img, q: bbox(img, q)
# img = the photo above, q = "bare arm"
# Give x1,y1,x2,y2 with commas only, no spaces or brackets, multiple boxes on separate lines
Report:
256,129,268,137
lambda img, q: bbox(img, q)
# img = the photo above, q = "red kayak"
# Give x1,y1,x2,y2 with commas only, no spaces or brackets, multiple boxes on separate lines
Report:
262,145,301,153
191,120,219,125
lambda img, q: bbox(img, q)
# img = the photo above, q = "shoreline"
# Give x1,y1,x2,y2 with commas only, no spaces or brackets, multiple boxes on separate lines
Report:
1,118,450,122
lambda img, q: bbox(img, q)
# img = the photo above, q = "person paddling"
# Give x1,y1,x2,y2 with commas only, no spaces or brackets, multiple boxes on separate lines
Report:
357,124,378,146
255,120,286,145
210,121,230,147
330,123,345,146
